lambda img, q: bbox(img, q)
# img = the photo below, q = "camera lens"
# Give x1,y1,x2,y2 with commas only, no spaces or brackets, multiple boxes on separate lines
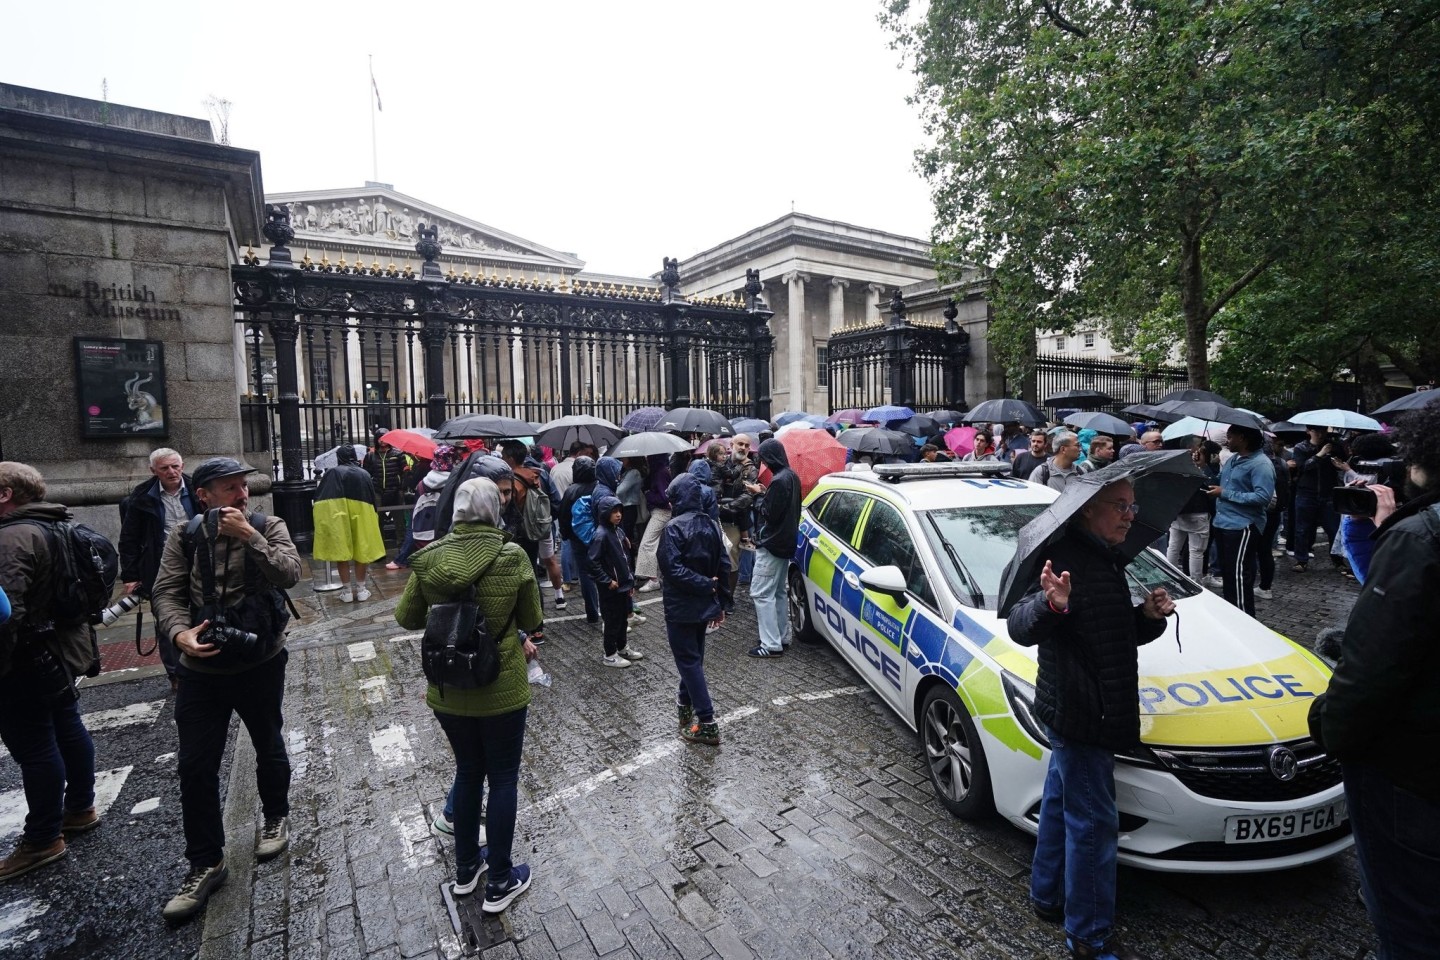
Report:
99,592,142,626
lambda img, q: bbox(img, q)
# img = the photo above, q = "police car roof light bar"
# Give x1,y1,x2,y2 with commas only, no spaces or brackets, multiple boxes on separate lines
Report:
871,462,1013,483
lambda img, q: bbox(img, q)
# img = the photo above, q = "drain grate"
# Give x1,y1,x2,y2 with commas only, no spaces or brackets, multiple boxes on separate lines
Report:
440,881,510,955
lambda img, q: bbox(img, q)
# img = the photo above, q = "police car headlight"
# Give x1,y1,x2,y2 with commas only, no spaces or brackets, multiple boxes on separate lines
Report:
1001,672,1050,749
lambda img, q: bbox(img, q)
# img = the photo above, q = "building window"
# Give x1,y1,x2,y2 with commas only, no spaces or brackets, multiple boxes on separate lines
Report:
816,346,829,387
1083,332,1096,349
1054,336,1066,350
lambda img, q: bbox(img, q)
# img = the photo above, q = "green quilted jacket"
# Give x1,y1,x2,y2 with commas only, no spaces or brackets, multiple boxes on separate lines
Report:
395,522,543,717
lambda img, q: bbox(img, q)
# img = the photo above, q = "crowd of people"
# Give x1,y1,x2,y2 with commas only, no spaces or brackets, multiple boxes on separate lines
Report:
0,397,1435,959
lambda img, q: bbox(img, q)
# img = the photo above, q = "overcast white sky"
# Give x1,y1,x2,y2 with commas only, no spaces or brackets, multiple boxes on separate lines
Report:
6,1,937,275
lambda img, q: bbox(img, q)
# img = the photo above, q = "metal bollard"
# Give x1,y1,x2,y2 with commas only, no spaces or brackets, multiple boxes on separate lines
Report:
311,559,344,592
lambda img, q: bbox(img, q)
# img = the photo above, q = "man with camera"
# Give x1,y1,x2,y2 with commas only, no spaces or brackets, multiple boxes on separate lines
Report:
150,458,301,923
0,462,99,882
118,447,198,689
1310,405,1440,958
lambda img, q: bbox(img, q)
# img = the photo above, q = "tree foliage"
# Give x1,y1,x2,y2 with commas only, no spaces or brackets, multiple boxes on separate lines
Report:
884,0,1440,396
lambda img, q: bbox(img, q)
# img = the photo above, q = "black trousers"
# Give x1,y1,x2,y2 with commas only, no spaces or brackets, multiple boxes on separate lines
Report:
600,591,631,657
176,649,291,869
1215,525,1260,616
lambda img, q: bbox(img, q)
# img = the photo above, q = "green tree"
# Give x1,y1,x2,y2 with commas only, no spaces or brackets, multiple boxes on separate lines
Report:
885,0,1440,392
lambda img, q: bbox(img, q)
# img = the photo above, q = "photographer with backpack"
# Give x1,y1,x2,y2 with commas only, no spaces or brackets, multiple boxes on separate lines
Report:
0,461,102,882
150,458,302,923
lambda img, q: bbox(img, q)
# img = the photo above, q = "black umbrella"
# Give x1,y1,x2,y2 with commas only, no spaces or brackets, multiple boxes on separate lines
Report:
923,409,967,427
961,398,1047,428
1043,389,1114,408
893,414,944,439
1158,400,1266,430
1063,411,1138,437
997,450,1205,617
608,432,695,458
836,427,914,457
1120,403,1176,423
1369,391,1440,418
655,407,734,436
535,415,625,452
1157,387,1232,405
433,413,539,440
1268,420,1309,438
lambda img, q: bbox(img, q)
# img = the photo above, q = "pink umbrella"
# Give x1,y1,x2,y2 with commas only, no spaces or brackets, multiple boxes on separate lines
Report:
697,437,732,455
944,426,978,457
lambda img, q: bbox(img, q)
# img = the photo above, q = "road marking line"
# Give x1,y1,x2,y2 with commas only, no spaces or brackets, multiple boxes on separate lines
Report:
0,701,164,762
130,797,160,815
347,641,377,662
358,676,387,704
771,685,867,707
369,725,414,770
0,766,131,842
527,706,759,816
0,896,49,949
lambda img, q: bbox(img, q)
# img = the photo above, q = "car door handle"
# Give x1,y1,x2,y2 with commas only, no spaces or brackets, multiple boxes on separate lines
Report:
843,571,861,589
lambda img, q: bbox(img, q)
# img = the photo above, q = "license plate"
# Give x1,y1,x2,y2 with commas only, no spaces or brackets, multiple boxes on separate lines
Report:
1224,799,1347,844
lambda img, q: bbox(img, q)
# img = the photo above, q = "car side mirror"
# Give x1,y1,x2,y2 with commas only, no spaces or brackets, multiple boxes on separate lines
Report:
860,565,909,606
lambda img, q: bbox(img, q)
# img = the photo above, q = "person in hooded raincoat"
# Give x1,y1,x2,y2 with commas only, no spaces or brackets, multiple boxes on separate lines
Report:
312,445,385,601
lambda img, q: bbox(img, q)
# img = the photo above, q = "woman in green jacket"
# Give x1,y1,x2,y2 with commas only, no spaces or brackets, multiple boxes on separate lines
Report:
395,477,543,913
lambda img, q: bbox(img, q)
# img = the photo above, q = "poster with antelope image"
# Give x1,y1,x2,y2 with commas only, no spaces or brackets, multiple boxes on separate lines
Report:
73,337,169,438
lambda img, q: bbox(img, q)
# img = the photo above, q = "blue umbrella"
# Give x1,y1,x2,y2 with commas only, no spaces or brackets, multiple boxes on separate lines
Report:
864,404,916,424
622,406,668,432
729,417,772,436
1288,409,1382,432
774,410,819,427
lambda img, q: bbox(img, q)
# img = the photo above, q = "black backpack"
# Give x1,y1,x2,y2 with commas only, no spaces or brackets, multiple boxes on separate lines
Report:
15,519,119,628
420,551,512,693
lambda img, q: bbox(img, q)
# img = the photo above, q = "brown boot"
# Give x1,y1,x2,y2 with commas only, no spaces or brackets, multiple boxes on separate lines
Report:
62,807,100,837
0,837,67,882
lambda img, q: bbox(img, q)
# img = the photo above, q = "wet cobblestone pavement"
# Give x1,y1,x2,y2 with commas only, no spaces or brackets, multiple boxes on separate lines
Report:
1,548,1377,959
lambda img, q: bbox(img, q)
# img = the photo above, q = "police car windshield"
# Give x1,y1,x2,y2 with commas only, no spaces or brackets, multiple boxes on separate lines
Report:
920,505,1199,609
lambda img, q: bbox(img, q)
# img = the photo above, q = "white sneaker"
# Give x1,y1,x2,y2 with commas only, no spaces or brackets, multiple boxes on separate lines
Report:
601,654,632,669
338,585,355,603
1254,588,1273,600
638,580,661,593
355,586,372,602
628,611,648,625
618,647,645,662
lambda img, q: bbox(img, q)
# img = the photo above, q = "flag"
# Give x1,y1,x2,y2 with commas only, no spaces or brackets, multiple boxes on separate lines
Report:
371,70,382,112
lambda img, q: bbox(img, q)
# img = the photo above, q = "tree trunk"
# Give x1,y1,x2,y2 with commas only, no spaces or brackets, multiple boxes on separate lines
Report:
1179,232,1210,388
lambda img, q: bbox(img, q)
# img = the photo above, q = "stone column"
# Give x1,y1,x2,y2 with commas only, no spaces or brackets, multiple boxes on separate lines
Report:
784,271,808,410
828,278,849,335
866,283,884,326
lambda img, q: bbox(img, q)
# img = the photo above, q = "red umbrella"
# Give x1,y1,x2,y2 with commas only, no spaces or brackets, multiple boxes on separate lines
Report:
778,428,848,497
378,428,438,460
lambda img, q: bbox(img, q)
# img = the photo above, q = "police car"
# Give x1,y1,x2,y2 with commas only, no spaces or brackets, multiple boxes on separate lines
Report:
788,462,1351,872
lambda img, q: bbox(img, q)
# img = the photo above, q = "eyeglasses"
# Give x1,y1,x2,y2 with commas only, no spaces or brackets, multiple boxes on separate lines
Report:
1098,499,1140,517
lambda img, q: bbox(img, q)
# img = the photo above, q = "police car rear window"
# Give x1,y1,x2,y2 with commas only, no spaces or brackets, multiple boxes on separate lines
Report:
814,490,865,546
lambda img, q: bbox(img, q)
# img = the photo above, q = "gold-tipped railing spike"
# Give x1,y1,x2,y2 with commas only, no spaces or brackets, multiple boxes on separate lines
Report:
320,254,331,270
461,268,471,282
387,261,397,277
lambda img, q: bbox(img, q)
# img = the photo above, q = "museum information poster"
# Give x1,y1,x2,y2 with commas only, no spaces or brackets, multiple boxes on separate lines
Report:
74,337,169,438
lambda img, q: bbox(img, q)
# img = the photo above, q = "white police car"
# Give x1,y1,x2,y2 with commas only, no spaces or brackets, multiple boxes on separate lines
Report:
788,462,1351,872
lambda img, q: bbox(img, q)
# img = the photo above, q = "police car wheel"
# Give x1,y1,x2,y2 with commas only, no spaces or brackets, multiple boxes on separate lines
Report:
919,685,994,820
787,568,819,644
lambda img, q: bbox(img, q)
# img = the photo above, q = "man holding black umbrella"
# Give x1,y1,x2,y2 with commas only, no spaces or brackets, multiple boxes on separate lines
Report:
1007,477,1175,960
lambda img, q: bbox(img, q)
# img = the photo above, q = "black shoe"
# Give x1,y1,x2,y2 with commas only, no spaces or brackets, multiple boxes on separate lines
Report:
585,616,601,625
1068,936,1149,960
747,646,783,658
1032,900,1064,924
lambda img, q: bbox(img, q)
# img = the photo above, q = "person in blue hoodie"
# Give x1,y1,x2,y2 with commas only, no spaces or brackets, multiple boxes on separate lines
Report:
658,474,731,746
1205,425,1275,615
589,496,642,669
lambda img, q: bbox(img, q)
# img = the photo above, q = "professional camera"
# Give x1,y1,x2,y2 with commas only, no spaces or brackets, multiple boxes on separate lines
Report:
198,615,261,658
1332,458,1407,518
98,591,142,626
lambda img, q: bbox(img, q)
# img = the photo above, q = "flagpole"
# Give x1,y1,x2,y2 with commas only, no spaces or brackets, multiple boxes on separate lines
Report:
369,53,378,182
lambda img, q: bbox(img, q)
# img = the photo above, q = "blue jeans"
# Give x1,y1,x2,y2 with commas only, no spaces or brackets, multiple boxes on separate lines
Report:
1344,763,1440,959
436,707,527,887
664,621,714,723
750,550,789,653
737,546,755,584
0,670,96,844
394,527,417,565
561,538,579,584
176,649,291,869
1030,725,1118,948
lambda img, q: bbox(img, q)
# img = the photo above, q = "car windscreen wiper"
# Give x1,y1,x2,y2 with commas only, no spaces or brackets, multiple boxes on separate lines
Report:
927,514,984,609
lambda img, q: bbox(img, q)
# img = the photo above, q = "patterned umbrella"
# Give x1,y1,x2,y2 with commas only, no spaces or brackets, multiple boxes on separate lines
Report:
825,408,871,426
864,404,916,424
777,428,849,497
622,406,668,432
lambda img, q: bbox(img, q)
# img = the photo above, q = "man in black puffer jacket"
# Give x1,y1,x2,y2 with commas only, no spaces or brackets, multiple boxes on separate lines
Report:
1007,478,1173,960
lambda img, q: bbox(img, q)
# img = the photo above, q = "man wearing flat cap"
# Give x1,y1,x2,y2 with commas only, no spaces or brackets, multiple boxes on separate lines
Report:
150,458,302,924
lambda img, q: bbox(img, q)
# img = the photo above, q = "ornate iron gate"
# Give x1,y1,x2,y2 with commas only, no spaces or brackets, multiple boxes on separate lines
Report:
234,208,773,537
826,292,970,413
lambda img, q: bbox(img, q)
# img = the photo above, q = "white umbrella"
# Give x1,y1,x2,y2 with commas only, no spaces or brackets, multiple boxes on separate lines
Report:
775,420,818,436
1288,409,1382,432
1161,417,1230,442
313,443,367,471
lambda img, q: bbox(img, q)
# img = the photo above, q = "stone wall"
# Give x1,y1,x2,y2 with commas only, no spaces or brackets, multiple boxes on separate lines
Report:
0,84,265,540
